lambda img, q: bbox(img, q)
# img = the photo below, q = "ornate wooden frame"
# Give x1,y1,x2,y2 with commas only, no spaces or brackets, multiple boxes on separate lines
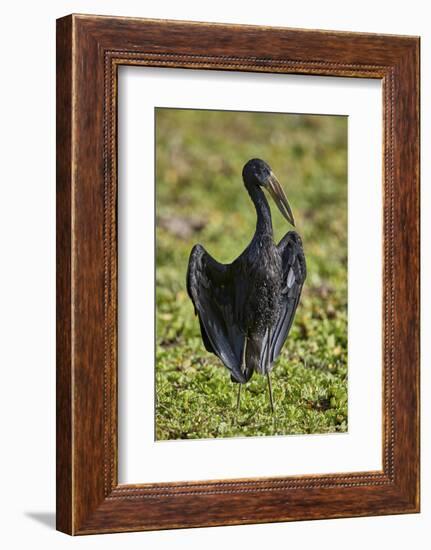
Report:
56,14,420,535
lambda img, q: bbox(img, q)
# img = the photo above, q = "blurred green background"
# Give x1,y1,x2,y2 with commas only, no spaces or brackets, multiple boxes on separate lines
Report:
155,108,348,440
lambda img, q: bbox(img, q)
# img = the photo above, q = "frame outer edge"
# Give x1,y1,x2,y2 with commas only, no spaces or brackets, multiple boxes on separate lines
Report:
392,39,420,510
56,14,74,535
56,14,420,535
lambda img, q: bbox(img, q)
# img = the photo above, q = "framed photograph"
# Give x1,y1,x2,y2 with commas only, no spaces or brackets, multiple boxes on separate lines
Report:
56,14,420,535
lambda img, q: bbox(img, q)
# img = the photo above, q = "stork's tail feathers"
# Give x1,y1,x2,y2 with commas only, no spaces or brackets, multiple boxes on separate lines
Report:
245,336,265,375
230,332,272,383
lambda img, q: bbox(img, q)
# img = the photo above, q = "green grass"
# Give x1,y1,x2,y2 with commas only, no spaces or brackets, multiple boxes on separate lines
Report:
155,108,348,440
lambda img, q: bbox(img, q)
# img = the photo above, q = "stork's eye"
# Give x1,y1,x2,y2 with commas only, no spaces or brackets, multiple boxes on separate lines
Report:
258,168,270,184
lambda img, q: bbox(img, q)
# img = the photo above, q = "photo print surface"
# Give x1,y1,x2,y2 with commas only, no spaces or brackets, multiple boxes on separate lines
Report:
155,107,347,441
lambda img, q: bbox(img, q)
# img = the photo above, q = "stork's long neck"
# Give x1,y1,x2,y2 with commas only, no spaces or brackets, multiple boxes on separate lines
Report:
245,182,273,236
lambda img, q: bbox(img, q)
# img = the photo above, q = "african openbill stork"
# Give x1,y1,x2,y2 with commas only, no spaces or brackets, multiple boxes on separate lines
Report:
186,159,306,412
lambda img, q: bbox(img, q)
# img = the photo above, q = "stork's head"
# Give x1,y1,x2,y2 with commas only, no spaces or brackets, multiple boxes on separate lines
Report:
242,158,295,226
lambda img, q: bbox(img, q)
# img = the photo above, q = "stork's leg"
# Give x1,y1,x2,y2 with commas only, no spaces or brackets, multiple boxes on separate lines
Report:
236,337,248,412
266,371,274,414
266,329,275,413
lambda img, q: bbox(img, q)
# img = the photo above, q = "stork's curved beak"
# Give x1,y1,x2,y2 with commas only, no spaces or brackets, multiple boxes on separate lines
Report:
265,171,295,226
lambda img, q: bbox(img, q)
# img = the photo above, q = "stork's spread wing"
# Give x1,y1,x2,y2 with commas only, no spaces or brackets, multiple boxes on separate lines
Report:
270,231,306,362
186,244,248,383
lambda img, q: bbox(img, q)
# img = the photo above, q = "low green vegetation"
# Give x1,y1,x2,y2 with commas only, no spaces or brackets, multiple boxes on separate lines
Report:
155,108,348,440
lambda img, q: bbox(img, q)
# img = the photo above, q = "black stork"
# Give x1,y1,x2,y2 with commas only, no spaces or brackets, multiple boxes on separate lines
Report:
186,159,306,412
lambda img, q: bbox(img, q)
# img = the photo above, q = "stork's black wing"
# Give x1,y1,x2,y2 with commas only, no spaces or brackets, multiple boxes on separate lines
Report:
269,231,306,363
186,244,247,383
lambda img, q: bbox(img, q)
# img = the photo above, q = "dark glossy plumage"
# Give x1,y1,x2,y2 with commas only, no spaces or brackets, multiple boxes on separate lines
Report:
187,159,306,388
